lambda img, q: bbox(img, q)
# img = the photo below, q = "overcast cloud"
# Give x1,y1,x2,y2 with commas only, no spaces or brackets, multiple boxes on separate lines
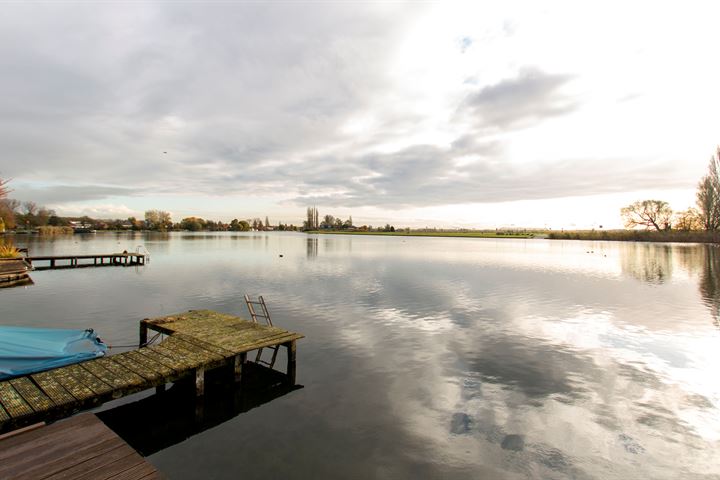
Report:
1,1,718,227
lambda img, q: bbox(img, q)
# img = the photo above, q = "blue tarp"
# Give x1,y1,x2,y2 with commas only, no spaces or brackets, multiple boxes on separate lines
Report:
0,326,107,380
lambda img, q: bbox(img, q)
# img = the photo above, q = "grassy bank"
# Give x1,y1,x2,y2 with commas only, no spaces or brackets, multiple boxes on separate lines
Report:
37,226,74,235
547,229,720,243
305,230,535,239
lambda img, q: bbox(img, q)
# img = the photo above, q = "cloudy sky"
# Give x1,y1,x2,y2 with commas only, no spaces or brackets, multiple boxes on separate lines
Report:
1,1,718,228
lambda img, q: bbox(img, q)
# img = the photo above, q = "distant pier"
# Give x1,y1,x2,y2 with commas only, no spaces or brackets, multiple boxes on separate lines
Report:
26,252,145,270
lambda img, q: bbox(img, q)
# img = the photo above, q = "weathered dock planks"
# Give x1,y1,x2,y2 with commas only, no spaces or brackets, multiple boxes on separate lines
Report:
0,310,303,434
0,413,163,479
0,258,32,287
26,252,145,270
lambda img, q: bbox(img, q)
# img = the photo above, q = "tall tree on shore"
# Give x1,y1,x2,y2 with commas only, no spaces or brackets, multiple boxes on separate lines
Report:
696,146,720,231
621,200,673,231
306,206,319,230
145,209,172,231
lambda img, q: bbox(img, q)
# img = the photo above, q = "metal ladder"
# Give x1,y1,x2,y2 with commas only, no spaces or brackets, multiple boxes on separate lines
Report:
136,245,150,262
244,294,279,368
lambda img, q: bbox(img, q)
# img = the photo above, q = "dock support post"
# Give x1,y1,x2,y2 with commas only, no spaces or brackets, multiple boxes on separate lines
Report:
285,340,296,385
195,368,205,396
234,353,246,382
139,320,148,347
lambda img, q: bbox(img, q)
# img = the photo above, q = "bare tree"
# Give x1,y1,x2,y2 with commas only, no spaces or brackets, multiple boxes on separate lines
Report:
0,177,9,199
23,201,38,216
621,200,673,231
697,147,720,231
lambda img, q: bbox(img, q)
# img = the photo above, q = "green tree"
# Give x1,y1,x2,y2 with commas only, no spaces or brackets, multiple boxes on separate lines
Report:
180,217,206,231
321,215,334,228
621,200,673,231
697,146,720,231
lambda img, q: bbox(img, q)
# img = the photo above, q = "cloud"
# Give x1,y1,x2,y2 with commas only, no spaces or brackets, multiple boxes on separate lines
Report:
10,184,139,205
0,2,427,196
289,142,691,208
460,68,578,129
0,3,714,221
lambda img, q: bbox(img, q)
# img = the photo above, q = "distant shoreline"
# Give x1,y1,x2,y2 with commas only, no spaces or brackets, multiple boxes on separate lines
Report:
305,229,720,244
547,230,720,244
304,230,535,239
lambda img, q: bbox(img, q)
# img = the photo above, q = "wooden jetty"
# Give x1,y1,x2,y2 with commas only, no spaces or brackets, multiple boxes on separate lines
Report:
26,252,145,270
0,413,162,479
0,310,303,434
0,258,32,287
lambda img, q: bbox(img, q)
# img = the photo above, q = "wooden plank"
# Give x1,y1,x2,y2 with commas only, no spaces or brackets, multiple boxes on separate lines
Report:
125,350,174,377
33,370,94,402
173,333,234,357
80,360,137,393
94,357,147,388
0,414,101,463
64,364,113,396
102,461,160,480
134,347,186,372
0,382,34,418
147,344,198,371
163,337,223,364
30,374,76,406
0,414,160,480
9,377,54,412
45,445,137,480
110,354,163,382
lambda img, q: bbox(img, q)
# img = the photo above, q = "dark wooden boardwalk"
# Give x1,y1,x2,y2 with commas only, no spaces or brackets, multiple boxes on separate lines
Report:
0,258,32,287
0,310,303,434
0,413,162,479
26,253,145,270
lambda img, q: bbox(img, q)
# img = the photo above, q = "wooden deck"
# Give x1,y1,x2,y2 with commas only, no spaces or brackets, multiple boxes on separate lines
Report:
0,413,162,479
26,253,145,270
0,258,32,287
0,310,303,434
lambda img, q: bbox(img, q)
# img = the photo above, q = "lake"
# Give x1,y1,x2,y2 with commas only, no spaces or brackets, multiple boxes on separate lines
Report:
2,232,719,479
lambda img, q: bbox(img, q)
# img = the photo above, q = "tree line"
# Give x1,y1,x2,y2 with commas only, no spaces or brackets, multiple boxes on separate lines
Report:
0,194,299,233
621,147,720,232
303,206,395,232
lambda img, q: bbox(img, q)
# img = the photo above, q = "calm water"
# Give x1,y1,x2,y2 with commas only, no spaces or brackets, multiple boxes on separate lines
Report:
2,232,720,479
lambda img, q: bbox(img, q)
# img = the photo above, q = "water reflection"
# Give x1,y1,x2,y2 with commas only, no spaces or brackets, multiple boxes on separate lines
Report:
2,233,719,479
306,237,318,260
699,245,720,328
619,243,673,284
98,363,302,456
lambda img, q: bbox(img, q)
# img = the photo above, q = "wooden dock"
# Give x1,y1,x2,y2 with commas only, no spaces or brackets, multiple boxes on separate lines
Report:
0,310,303,434
26,252,146,270
0,413,162,479
0,258,32,287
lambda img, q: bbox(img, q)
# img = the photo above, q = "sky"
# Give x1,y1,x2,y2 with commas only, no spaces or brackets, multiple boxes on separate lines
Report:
1,1,719,229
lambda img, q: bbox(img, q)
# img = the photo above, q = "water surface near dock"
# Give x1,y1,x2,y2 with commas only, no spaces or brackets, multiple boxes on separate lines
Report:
2,232,719,479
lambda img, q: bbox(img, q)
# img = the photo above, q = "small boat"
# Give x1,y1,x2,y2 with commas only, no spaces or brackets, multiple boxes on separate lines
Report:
0,326,107,380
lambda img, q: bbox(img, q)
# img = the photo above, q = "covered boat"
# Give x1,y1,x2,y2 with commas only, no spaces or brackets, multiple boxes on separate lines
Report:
0,326,107,380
